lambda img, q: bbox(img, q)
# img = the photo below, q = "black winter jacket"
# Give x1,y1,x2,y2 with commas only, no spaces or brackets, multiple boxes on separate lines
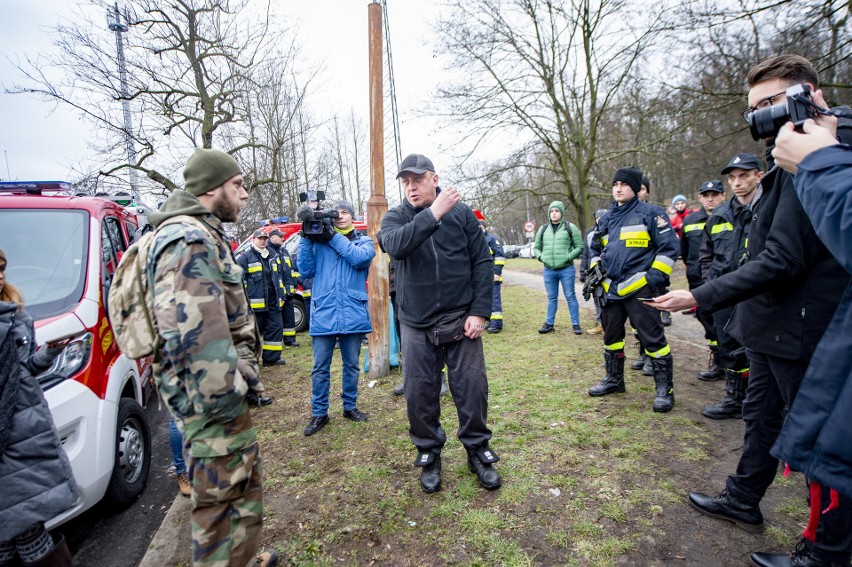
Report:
380,195,492,328
699,197,752,283
680,208,708,287
0,302,79,540
692,162,849,361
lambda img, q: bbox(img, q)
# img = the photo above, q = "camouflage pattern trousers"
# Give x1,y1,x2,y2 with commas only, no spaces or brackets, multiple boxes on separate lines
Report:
177,406,264,567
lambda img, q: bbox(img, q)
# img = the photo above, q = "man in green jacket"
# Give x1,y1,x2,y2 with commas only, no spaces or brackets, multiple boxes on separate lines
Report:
534,201,584,335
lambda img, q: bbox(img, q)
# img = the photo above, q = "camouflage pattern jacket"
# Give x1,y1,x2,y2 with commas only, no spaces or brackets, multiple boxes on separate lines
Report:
148,191,262,443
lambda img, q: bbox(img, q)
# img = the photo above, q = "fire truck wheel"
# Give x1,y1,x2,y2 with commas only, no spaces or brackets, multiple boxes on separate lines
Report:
105,398,151,509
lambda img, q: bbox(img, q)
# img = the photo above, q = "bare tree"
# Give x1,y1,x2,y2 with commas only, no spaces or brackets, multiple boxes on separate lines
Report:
436,0,673,230
6,0,272,193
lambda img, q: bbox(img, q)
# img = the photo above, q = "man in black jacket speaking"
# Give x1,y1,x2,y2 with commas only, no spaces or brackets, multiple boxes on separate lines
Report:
651,55,851,566
380,154,501,494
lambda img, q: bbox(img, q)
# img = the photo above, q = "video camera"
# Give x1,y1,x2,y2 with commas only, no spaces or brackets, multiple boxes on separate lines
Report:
747,84,817,141
296,190,338,237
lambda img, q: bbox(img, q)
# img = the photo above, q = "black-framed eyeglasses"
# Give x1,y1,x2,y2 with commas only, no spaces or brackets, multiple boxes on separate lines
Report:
741,90,787,123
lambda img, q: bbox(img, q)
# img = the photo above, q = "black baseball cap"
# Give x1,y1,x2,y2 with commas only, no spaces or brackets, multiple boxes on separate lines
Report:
721,153,762,175
269,228,284,237
252,229,269,239
699,180,725,194
397,154,435,178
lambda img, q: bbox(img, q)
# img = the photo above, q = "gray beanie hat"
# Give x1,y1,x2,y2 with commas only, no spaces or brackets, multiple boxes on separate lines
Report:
331,200,356,217
183,149,242,196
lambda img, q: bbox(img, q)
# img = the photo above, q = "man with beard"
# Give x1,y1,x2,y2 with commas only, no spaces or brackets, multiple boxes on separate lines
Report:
148,148,277,567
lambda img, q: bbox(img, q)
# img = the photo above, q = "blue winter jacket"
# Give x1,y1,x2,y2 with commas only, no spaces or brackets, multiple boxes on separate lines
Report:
297,232,375,336
771,144,852,498
590,196,679,300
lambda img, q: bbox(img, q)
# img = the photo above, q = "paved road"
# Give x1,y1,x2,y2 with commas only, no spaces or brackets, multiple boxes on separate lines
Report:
57,400,176,567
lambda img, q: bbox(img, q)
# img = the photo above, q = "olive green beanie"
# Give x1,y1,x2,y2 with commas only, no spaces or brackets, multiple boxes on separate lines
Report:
183,149,242,196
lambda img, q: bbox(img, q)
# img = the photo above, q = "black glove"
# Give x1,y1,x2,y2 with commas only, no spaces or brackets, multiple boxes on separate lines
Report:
30,345,65,372
319,222,335,243
579,275,586,283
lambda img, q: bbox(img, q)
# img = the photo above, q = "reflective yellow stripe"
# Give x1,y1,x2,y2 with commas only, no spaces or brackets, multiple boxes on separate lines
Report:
495,275,503,283
250,298,266,309
620,230,650,240
683,223,705,233
302,290,311,297
711,222,733,234
738,368,749,374
291,271,300,278
590,257,600,268
494,258,506,265
651,255,675,275
709,340,718,347
602,278,611,292
601,235,609,246
617,273,647,296
744,238,748,248
247,262,262,273
605,341,625,351
262,342,283,351
491,312,503,320
272,264,278,271
283,329,296,336
645,344,671,358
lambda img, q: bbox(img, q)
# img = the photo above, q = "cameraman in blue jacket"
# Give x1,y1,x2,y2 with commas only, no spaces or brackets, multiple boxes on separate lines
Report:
297,200,375,437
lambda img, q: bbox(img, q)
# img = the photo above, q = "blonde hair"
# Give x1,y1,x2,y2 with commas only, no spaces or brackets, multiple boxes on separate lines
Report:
0,281,24,306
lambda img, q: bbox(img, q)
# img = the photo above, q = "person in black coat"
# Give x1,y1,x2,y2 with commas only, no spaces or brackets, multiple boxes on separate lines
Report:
0,248,77,566
651,54,852,567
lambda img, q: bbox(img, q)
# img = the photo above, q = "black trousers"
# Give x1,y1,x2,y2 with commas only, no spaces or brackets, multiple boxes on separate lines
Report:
727,350,852,559
602,286,668,356
713,305,748,371
400,322,492,454
282,297,297,344
255,308,283,364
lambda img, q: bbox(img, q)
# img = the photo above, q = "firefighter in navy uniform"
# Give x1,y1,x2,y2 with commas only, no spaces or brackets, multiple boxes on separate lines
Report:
587,167,680,412
681,180,726,381
268,228,300,347
237,229,286,367
477,213,506,333
695,153,762,419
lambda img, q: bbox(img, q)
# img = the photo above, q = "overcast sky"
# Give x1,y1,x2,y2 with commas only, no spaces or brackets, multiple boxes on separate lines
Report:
0,1,465,184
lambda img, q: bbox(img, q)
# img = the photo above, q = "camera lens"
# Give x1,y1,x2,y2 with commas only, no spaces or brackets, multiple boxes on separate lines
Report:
748,101,790,141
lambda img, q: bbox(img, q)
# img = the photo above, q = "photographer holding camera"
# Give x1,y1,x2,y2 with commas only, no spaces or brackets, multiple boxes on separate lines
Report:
650,55,851,566
296,200,375,437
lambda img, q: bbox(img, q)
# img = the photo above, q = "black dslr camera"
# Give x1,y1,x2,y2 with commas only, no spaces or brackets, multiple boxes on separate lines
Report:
297,190,339,237
747,84,816,141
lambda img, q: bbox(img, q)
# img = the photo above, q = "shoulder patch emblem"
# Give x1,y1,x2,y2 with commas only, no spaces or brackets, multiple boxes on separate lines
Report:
656,215,668,228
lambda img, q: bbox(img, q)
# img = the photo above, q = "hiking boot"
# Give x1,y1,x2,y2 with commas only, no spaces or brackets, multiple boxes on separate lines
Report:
660,310,672,326
698,348,724,381
702,369,747,420
304,415,329,436
586,322,603,335
688,489,764,533
417,453,442,493
25,535,72,567
630,342,646,370
486,324,502,333
393,378,405,396
642,356,654,376
467,447,501,490
750,538,849,567
284,340,300,347
262,359,286,367
572,324,583,335
538,323,554,334
343,408,369,421
253,550,279,567
589,351,626,397
177,471,191,497
651,354,674,412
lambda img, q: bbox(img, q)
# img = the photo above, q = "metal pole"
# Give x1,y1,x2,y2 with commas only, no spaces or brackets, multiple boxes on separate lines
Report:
525,192,532,242
108,3,139,199
367,1,390,378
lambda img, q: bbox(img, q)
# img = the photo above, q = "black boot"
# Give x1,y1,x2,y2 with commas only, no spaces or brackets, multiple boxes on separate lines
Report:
416,452,441,493
642,355,654,376
688,489,764,533
23,535,73,567
660,309,672,326
698,348,724,381
466,447,501,489
589,351,626,396
750,538,850,567
651,354,674,412
393,377,405,396
630,341,645,370
702,369,746,419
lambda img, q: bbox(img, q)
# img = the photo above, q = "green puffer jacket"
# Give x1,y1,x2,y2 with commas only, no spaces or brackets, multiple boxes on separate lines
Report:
533,201,583,269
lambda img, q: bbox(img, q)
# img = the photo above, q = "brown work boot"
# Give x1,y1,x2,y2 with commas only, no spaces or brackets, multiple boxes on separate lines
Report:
177,471,191,497
585,322,603,335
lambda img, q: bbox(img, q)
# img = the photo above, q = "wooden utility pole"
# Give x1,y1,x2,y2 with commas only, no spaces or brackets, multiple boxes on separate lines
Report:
367,0,390,378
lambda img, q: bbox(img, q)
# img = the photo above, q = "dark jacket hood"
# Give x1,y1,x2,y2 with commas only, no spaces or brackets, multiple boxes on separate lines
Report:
148,190,212,228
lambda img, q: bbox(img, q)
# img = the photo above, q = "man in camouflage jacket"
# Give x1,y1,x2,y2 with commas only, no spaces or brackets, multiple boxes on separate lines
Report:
148,149,276,567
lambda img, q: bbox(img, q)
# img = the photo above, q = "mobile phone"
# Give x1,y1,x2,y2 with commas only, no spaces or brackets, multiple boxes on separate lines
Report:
636,297,655,302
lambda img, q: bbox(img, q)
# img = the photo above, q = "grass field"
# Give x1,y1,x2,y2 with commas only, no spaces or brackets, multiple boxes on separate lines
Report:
252,269,806,566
